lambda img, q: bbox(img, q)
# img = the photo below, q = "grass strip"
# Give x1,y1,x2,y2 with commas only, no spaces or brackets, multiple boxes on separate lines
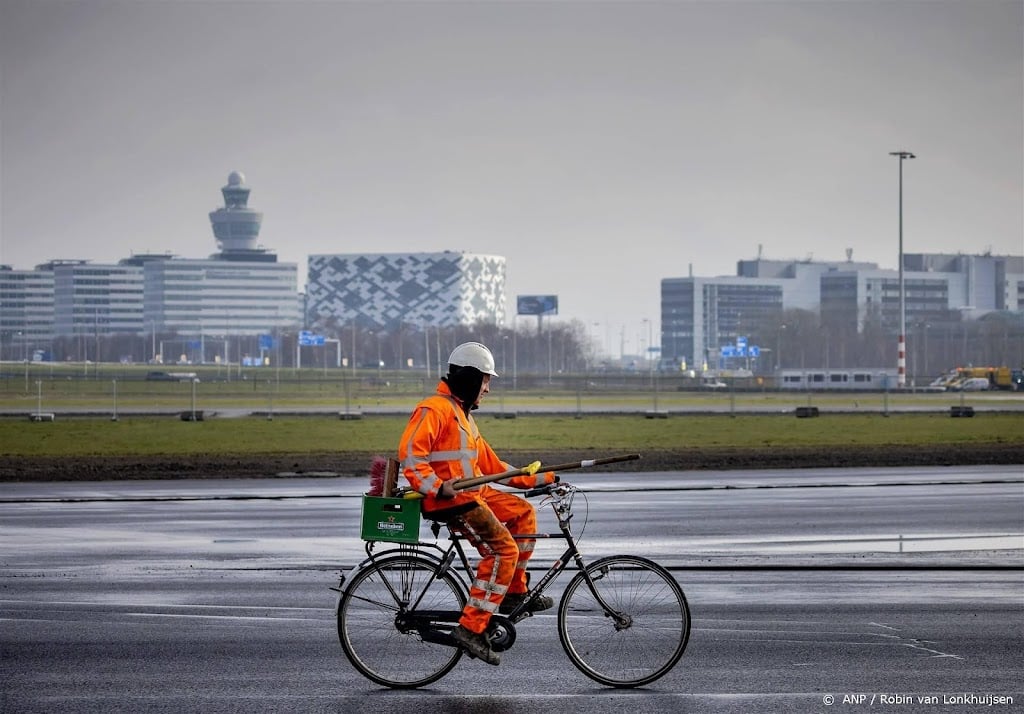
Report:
2,413,1021,458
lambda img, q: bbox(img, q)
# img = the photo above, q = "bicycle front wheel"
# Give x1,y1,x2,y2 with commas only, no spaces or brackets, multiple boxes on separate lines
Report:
557,555,690,688
337,554,467,688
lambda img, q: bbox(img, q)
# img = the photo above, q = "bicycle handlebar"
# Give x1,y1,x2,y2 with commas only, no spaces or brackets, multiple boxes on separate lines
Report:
524,483,560,499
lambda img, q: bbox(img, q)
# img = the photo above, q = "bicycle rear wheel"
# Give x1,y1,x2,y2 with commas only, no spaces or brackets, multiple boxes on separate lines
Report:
337,554,466,688
557,555,690,687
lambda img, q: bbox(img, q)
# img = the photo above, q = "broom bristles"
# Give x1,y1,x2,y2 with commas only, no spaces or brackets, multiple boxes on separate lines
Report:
367,455,387,496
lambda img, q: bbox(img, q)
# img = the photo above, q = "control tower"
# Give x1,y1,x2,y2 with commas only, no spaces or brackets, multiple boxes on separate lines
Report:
208,171,274,262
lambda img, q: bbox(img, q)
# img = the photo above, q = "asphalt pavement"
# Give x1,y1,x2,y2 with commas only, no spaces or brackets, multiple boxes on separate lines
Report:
2,467,1022,712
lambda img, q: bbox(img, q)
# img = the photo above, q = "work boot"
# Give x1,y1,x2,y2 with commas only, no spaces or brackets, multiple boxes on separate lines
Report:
499,592,554,615
451,624,501,666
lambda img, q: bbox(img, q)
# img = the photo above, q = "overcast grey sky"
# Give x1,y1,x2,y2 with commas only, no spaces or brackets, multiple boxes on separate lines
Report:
1,0,1021,354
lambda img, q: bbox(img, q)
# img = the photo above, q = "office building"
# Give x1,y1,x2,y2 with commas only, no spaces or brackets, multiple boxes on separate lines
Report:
661,276,785,370
902,253,1024,314
661,252,1023,373
819,268,954,333
52,259,145,337
0,264,55,359
143,257,298,336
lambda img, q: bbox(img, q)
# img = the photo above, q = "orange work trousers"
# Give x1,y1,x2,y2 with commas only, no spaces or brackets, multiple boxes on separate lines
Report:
449,485,538,634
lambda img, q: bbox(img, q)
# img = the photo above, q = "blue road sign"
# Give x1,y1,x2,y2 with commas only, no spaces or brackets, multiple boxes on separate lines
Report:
299,331,325,347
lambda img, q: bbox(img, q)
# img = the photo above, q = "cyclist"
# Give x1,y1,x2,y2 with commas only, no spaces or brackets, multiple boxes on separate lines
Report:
398,341,558,665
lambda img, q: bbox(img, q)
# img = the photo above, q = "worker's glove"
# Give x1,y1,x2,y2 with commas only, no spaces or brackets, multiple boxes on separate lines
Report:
437,480,457,500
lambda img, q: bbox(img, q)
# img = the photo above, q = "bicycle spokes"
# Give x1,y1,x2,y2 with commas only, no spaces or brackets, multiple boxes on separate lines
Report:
557,555,691,688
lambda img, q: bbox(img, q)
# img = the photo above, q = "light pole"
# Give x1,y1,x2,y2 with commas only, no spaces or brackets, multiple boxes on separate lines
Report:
17,331,27,392
922,322,930,379
512,316,518,391
500,334,508,417
642,317,655,386
351,322,357,376
375,331,383,379
547,328,553,384
776,325,785,373
423,323,430,381
889,150,915,388
641,317,650,367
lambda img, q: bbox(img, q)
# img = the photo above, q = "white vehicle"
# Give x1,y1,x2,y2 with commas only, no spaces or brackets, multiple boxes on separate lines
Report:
146,371,199,383
700,376,727,389
957,377,990,392
926,371,957,392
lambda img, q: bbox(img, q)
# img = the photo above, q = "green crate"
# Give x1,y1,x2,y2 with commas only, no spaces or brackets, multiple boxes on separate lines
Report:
360,495,422,543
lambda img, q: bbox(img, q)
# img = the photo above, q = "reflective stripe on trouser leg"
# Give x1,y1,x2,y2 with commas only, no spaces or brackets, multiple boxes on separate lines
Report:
455,506,518,634
512,539,535,588
481,488,538,595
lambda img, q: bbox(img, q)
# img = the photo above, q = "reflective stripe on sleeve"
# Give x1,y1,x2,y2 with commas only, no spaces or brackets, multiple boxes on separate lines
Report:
429,449,475,463
420,474,444,496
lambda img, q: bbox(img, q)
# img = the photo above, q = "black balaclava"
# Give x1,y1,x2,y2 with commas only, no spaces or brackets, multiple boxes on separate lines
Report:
443,364,484,413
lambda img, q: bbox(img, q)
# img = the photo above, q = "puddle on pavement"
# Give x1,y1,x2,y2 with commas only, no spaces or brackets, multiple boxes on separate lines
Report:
688,533,1024,554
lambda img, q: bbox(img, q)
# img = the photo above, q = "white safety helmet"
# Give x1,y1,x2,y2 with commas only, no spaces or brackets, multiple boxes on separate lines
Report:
447,341,498,377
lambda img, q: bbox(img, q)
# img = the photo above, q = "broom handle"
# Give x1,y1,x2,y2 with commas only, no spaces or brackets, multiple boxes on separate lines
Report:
451,453,641,491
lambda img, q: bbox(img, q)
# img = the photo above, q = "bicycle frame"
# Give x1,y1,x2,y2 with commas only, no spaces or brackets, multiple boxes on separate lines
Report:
336,481,691,688
336,484,629,635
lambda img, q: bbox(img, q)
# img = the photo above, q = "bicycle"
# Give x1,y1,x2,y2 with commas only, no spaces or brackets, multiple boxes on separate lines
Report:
334,480,691,689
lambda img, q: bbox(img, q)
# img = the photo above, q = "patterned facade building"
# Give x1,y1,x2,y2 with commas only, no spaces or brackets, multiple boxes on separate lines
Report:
306,252,506,330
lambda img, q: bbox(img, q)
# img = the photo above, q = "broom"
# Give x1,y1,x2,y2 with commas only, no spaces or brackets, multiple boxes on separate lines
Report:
367,456,400,497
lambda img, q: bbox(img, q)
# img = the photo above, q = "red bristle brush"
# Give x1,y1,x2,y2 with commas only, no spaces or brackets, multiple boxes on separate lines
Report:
367,456,386,496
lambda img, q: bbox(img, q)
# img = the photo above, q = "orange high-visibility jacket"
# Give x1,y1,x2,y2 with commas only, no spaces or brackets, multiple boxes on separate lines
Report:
398,380,554,512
